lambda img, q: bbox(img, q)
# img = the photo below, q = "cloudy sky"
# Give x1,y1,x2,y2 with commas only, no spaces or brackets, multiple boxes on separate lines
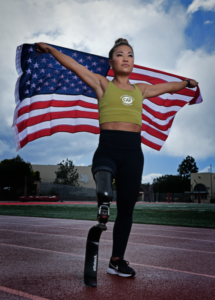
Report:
0,0,215,183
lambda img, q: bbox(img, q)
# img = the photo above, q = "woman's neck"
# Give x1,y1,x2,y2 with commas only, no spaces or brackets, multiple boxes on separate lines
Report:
112,77,133,88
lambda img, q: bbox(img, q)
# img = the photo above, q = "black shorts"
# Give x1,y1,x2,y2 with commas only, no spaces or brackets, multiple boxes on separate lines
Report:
92,129,143,179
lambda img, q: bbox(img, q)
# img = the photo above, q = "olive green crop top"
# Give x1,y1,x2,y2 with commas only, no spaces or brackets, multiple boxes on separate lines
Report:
98,81,143,126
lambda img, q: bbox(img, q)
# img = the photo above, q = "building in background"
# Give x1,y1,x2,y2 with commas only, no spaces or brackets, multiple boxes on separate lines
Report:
32,165,95,188
31,165,99,200
190,172,215,203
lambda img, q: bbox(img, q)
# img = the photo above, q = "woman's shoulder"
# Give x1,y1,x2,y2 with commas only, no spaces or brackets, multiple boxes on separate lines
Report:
135,83,149,95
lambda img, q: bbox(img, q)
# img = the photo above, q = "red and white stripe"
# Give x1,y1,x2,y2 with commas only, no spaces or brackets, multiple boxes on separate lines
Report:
12,45,202,151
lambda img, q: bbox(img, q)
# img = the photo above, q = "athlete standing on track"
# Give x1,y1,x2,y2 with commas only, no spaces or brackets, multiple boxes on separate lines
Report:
36,38,198,277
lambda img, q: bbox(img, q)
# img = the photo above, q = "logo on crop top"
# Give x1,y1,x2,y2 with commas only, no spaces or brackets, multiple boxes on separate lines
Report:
120,95,135,106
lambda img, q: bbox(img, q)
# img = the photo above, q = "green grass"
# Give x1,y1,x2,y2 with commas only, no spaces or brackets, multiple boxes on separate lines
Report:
0,203,215,228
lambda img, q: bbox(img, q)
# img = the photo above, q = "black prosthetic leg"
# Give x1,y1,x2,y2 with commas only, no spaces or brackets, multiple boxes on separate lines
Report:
84,171,113,287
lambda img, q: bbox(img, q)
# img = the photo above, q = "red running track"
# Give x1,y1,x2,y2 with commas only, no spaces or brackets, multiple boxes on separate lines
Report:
0,215,215,300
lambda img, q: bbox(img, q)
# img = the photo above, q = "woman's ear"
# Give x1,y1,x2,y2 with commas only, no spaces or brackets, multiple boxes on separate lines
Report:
109,59,112,69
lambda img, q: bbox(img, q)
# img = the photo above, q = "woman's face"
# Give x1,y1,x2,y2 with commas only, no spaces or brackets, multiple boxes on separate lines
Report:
109,45,134,75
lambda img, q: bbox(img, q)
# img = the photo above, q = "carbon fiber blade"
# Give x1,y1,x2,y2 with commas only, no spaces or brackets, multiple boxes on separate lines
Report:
84,225,104,287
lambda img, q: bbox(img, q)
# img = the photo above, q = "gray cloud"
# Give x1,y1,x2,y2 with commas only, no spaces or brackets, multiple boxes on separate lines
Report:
161,48,215,158
142,173,163,184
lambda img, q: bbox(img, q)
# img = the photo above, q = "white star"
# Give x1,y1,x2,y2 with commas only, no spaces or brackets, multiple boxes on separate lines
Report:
76,88,80,92
60,75,64,79
67,71,72,75
85,65,89,69
49,54,53,58
31,83,36,88
32,74,38,79
36,87,41,91
61,66,66,70
78,59,84,63
70,83,75,87
100,59,105,63
59,50,63,53
57,83,62,87
46,73,51,77
92,62,97,66
48,63,53,68
65,79,69,83
26,69,31,74
27,58,32,63
54,70,59,74
26,81,31,85
83,86,87,90
62,87,67,91
72,76,78,80
72,53,78,57
55,61,60,65
52,79,57,83
41,58,47,63
33,63,39,68
28,47,33,52
87,90,92,93
40,69,45,73
87,56,92,60
97,67,102,72
38,79,43,83
44,82,49,86
49,87,54,90
25,90,29,94
78,81,83,84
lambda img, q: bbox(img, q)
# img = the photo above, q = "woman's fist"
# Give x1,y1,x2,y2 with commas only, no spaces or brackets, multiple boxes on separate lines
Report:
35,43,50,54
189,79,198,88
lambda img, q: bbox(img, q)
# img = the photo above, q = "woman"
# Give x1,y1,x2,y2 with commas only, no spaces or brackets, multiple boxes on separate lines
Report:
36,39,198,277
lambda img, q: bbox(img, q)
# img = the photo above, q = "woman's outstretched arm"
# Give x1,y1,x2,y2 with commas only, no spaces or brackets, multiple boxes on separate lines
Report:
137,80,198,100
35,43,108,98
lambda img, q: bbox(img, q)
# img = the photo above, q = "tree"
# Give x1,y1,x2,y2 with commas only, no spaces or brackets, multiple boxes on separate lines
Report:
152,175,190,193
0,155,40,198
54,159,79,186
177,156,198,179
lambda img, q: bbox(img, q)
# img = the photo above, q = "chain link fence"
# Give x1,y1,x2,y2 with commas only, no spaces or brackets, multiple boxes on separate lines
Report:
40,182,117,201
153,192,193,203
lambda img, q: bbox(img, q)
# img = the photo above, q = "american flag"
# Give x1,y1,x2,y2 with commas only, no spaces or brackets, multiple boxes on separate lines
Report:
13,43,202,151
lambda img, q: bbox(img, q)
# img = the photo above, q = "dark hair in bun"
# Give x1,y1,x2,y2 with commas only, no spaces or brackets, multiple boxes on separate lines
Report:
109,38,133,59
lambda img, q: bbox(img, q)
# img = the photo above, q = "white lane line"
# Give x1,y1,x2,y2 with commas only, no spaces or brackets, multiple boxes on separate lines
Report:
1,242,215,279
1,228,215,254
1,224,215,241
0,285,50,300
1,220,215,239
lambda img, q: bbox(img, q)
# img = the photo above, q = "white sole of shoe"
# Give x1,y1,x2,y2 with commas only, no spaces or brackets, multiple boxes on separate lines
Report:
107,267,134,277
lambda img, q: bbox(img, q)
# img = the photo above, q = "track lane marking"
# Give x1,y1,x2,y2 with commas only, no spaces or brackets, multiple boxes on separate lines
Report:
1,229,215,254
1,242,215,279
0,285,50,300
1,227,215,243
1,219,215,235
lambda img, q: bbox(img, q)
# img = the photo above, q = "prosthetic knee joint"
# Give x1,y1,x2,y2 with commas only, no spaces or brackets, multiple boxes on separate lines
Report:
94,171,113,225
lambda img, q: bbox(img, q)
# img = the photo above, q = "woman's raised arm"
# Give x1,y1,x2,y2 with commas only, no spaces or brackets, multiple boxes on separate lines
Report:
35,43,108,98
137,80,198,100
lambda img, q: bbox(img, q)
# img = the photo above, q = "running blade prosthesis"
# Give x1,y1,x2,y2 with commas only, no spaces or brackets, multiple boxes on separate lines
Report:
84,203,110,287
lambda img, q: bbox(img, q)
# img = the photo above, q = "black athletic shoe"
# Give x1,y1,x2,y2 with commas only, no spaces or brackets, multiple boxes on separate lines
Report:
107,258,136,277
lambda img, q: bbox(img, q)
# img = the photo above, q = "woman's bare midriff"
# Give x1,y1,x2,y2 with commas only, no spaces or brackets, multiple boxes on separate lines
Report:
100,122,141,133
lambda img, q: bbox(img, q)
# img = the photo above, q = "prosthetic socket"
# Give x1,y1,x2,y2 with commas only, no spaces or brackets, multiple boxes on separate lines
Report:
94,171,113,225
